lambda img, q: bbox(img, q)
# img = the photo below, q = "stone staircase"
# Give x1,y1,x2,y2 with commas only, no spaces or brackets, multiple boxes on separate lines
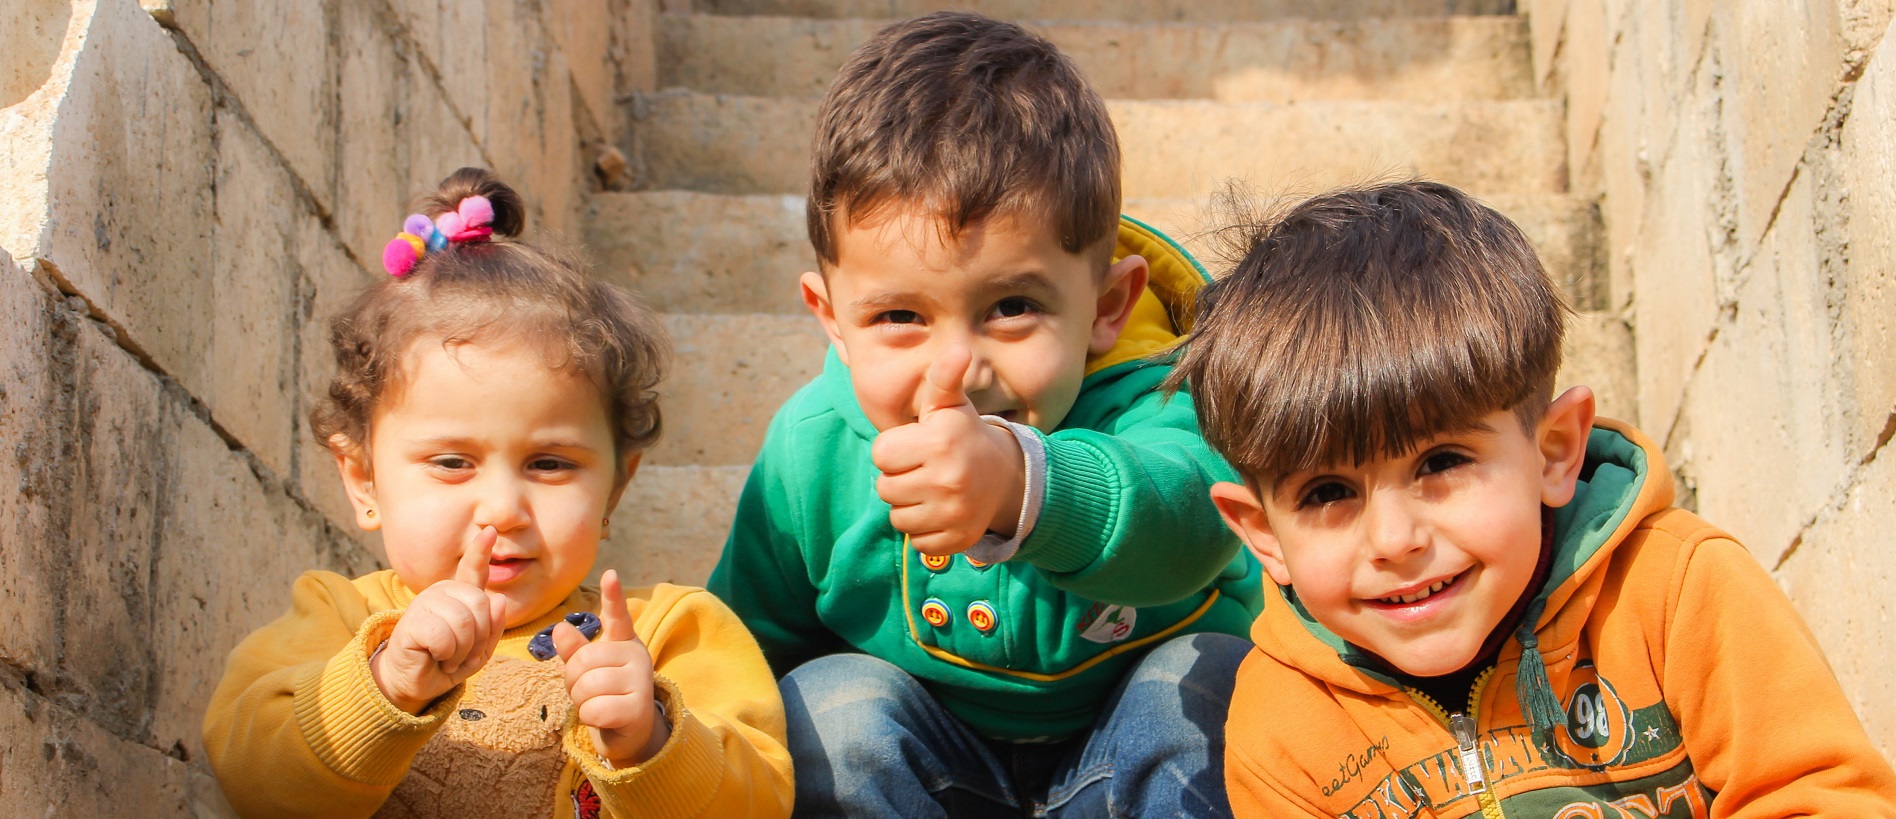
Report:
591,1,1631,588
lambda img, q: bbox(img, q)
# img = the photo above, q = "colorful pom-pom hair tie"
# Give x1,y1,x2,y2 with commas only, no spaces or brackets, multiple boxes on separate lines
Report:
380,194,497,277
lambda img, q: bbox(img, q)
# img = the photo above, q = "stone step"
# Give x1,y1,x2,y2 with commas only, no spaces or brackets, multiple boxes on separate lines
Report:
659,14,1533,102
691,0,1516,23
607,309,1629,591
647,313,831,467
600,464,751,588
1121,194,1606,311
628,92,1568,199
587,192,814,316
584,191,1603,315
1557,311,1635,422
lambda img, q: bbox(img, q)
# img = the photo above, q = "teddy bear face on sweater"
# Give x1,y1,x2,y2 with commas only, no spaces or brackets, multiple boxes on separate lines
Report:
375,656,573,819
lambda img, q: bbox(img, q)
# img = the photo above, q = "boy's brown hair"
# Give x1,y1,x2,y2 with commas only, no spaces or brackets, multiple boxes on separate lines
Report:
806,11,1120,267
1170,180,1568,485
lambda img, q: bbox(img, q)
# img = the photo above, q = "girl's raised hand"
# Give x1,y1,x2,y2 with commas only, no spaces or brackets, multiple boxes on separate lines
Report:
552,569,667,767
371,526,510,714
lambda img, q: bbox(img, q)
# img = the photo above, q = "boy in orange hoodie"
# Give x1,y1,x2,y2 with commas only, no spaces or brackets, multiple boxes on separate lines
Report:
1170,180,1896,817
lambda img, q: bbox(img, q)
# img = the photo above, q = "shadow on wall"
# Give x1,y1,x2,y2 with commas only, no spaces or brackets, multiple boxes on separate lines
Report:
1,0,72,109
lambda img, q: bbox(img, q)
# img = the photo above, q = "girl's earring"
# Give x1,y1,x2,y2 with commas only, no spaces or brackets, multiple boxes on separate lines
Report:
366,508,377,518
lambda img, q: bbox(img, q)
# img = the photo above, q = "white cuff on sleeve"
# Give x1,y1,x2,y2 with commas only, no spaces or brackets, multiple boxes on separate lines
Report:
966,415,1047,564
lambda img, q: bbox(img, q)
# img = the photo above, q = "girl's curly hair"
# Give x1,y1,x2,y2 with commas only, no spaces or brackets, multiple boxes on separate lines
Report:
310,168,667,464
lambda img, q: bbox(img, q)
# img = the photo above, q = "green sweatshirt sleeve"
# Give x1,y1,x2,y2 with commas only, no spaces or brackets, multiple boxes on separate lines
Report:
1012,383,1241,608
706,409,841,678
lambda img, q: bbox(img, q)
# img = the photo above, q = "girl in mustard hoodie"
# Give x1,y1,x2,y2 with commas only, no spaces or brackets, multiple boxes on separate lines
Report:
201,169,793,819
1173,180,1896,817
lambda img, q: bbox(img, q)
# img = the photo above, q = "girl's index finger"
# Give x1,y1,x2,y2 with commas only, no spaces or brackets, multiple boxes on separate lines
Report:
456,526,497,589
598,569,635,642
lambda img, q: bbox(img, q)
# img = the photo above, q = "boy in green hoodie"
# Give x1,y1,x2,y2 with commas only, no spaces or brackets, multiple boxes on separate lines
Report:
704,11,1262,817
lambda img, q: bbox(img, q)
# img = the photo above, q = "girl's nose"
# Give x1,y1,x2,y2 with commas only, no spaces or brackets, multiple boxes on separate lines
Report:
473,476,532,533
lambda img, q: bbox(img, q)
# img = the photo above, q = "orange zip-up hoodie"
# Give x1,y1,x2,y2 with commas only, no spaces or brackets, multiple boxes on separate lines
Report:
1226,419,1896,818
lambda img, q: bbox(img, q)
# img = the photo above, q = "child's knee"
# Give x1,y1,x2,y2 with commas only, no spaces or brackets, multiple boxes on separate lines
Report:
1136,633,1251,693
780,653,921,729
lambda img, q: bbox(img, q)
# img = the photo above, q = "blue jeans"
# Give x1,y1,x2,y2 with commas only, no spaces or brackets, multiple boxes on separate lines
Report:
780,632,1251,818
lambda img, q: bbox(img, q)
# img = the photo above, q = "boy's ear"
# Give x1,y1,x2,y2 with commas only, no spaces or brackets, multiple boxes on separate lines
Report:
800,271,849,366
1209,481,1292,586
606,451,643,514
1537,386,1597,508
1088,254,1150,356
332,436,381,532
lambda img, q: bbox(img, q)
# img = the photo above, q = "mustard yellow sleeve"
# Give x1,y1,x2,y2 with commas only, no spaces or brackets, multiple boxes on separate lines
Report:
563,588,794,819
1662,537,1896,817
201,571,463,819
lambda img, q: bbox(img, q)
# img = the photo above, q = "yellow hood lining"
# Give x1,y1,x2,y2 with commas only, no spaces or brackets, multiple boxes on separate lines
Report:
1086,215,1211,376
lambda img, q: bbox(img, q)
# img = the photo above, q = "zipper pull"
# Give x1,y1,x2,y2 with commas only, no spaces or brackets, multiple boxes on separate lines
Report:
1450,713,1487,794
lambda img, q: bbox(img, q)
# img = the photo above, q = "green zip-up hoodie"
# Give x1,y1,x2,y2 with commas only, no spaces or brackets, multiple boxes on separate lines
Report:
707,217,1263,742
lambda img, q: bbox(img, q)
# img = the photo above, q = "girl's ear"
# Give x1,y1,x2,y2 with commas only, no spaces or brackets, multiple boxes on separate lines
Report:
800,271,848,366
606,451,643,514
332,435,381,531
1537,386,1598,508
1209,481,1291,586
1089,254,1150,356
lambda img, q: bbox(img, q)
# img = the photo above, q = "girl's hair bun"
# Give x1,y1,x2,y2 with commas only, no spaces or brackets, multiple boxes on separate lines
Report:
419,167,526,238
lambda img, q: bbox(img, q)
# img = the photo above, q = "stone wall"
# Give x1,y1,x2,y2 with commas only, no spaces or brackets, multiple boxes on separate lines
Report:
1527,0,1896,755
0,0,660,809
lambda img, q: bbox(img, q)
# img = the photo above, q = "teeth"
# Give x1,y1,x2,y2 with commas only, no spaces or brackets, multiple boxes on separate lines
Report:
1381,578,1452,605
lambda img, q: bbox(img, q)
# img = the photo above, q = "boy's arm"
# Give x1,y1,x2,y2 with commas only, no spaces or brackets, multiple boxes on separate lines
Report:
705,414,838,676
201,572,462,819
1663,536,1896,816
1225,662,1334,819
565,589,794,819
1011,385,1243,607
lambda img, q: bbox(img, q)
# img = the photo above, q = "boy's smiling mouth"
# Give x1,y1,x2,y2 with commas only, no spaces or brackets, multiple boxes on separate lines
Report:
1364,568,1469,609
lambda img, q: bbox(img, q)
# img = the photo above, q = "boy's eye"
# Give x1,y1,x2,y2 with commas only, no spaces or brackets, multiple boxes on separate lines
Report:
876,309,923,325
989,297,1038,319
1297,480,1355,509
1418,451,1472,476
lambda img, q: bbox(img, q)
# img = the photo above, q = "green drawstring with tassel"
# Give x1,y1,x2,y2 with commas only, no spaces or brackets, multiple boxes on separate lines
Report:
1513,597,1566,755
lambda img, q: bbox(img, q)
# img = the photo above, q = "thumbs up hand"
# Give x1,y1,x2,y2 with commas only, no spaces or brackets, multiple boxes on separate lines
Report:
553,570,667,767
373,526,511,714
870,344,1026,556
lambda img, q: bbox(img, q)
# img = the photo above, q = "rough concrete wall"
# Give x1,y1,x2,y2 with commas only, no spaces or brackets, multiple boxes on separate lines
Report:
0,0,654,810
1526,0,1896,756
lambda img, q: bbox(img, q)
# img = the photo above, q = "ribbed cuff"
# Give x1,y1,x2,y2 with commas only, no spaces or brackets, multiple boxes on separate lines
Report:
568,674,728,819
293,609,459,786
966,416,1048,564
1013,435,1120,573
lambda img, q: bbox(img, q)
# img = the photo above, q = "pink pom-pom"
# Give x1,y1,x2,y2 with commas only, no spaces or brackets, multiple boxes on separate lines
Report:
435,210,466,238
457,195,494,229
382,237,419,277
